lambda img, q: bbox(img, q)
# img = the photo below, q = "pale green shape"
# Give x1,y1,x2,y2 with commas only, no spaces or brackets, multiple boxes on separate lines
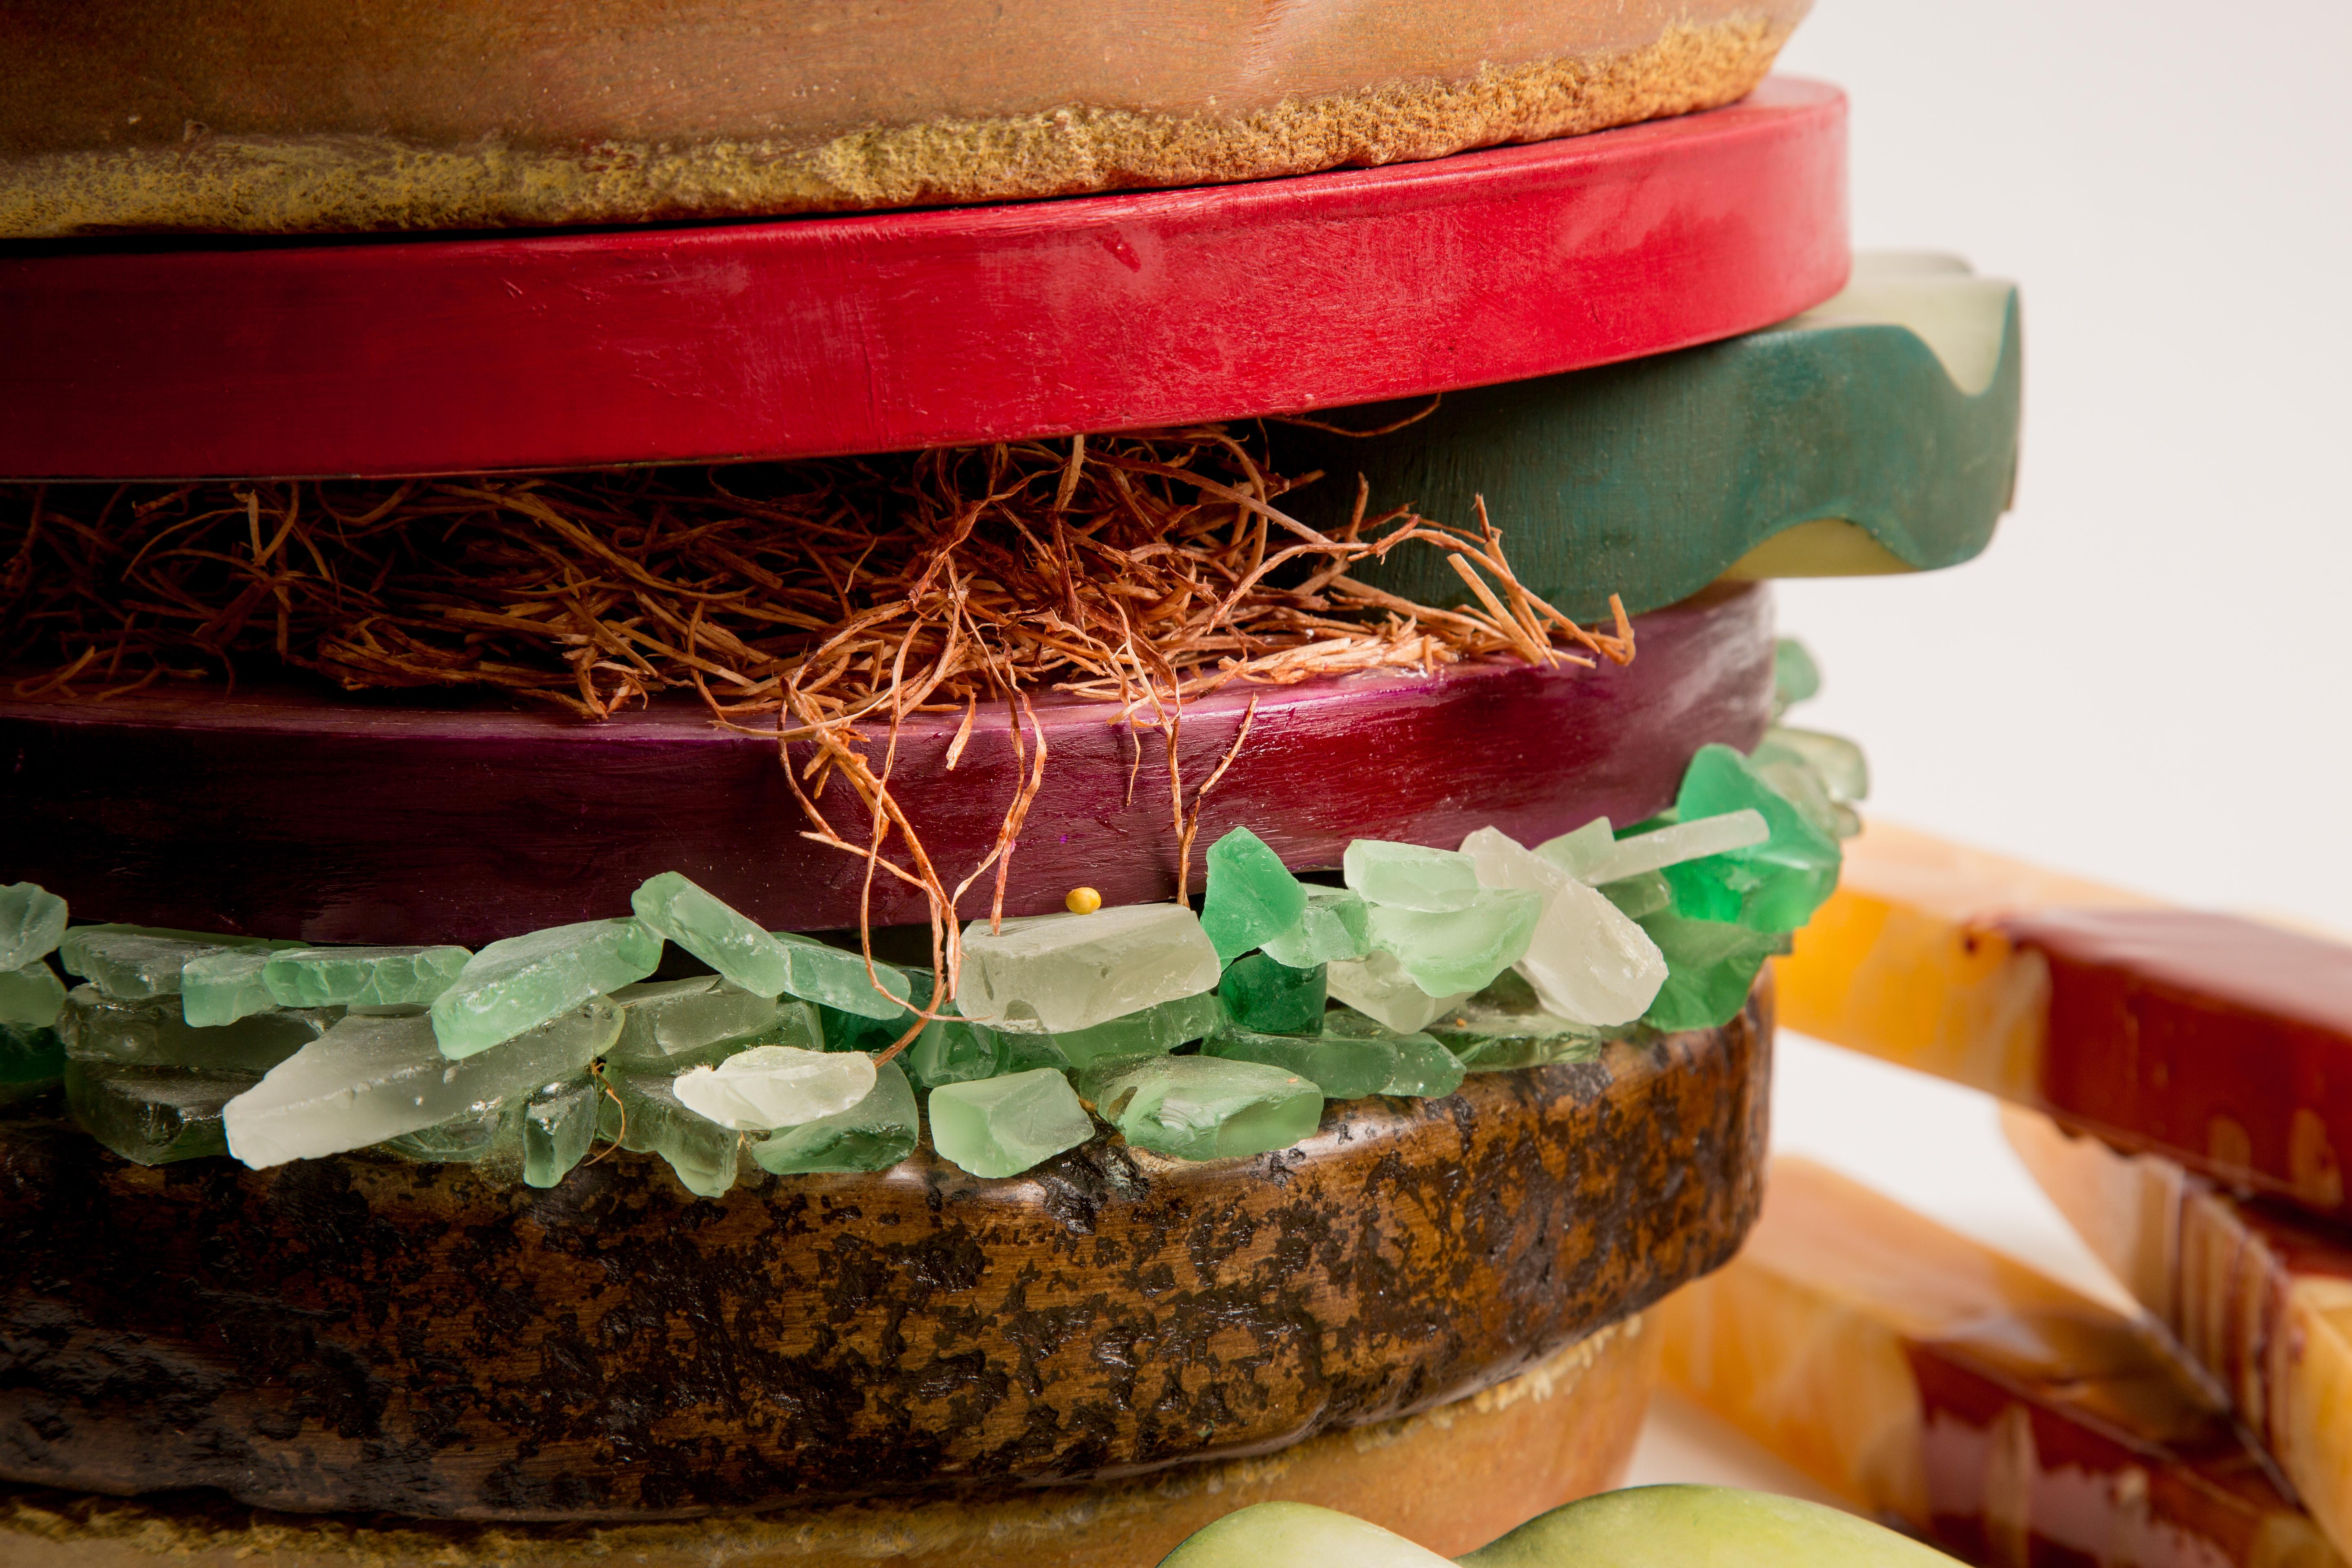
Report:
1762,725,1869,802
1770,636,1823,717
62,984,332,1073
1324,949,1466,1033
1534,818,1616,881
224,998,619,1169
1082,1054,1322,1162
958,903,1221,1035
263,945,471,1009
1260,886,1372,969
0,961,66,1028
64,1061,253,1167
181,949,279,1027
603,1064,740,1199
381,1102,516,1168
1158,1501,1451,1568
1575,811,1771,886
1459,826,1664,1027
1317,1009,1465,1098
982,991,1223,1071
522,1076,601,1188
1458,1484,1964,1568
607,976,812,1069
429,918,662,1059
766,931,914,1020
0,883,69,972
1341,840,1481,913
1597,871,1672,920
674,1044,875,1130
1198,826,1307,966
927,1067,1095,1178
630,871,910,1019
1366,889,1542,997
751,1059,918,1175
1422,972,1610,1074
58,924,287,1000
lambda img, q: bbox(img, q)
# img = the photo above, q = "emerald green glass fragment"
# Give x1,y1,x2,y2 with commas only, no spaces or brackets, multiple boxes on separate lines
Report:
1199,826,1308,965
751,1060,919,1175
1365,888,1542,996
0,883,68,972
1080,1054,1322,1161
1217,952,1326,1035
927,1068,1095,1178
263,945,472,1009
429,917,662,1059
1260,886,1372,968
0,960,67,1028
65,1060,253,1165
1661,744,1842,933
522,1076,601,1187
1636,913,1791,1031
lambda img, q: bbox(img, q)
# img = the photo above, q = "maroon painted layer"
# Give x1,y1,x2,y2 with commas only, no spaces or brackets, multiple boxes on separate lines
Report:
0,585,1772,944
0,80,1847,481
2014,908,2352,1220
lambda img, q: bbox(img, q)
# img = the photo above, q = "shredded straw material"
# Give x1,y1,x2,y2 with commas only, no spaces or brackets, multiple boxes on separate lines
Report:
0,428,1630,1047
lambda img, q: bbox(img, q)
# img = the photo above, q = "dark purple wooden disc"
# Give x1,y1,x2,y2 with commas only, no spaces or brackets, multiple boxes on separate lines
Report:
0,584,1771,944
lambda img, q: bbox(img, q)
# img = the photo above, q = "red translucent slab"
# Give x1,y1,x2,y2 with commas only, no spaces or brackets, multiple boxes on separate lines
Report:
0,584,1771,945
0,81,1846,481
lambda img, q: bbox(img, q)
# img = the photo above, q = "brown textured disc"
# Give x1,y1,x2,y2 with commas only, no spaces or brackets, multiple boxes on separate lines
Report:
0,983,1770,1522
0,1315,1658,1568
0,0,1805,236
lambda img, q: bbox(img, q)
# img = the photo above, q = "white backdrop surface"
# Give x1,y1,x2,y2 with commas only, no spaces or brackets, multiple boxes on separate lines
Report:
1624,0,2352,1501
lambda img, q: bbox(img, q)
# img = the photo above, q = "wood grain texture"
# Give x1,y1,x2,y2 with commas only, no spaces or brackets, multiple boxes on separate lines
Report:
0,984,1769,1522
0,583,1773,947
0,1316,1657,1566
0,82,1848,479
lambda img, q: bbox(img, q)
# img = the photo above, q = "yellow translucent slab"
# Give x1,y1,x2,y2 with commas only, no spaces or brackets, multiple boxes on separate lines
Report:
1656,1157,2341,1567
1775,820,2154,1099
2007,1108,2352,1566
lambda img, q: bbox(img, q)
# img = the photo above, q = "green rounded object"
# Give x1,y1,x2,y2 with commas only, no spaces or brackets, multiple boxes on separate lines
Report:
1459,1485,1963,1567
1272,254,2020,621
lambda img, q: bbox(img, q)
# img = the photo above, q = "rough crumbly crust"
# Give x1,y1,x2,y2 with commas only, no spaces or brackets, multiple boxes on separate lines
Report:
0,18,1788,236
0,1319,1654,1567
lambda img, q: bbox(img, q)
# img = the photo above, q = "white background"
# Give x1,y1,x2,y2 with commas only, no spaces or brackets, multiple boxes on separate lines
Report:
1625,0,2352,1496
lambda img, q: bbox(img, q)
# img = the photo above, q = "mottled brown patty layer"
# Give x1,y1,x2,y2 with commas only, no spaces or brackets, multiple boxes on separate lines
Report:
0,983,1770,1521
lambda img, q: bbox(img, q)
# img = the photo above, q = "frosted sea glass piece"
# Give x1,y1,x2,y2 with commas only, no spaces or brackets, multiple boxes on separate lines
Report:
1459,826,1666,1027
1534,818,1617,882
631,871,910,1018
0,960,66,1028
62,984,332,1074
1324,949,1467,1034
0,882,68,972
1218,952,1325,1035
0,1020,64,1107
673,1045,876,1131
1342,840,1481,913
1575,811,1771,887
979,991,1223,1072
1260,886,1372,968
1761,726,1868,803
65,1060,253,1165
429,918,661,1058
1423,973,1608,1073
225,997,619,1169
381,1102,514,1165
603,1065,740,1199
1364,888,1541,997
750,1060,918,1175
522,1076,601,1187
59,924,283,1001
1081,1054,1322,1162
607,976,812,1067
263,945,471,1009
180,949,279,1027
958,903,1220,1035
928,1068,1095,1178
1198,826,1307,966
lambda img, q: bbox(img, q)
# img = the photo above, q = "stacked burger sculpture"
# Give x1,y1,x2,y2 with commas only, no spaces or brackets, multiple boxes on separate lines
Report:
0,3,2020,1564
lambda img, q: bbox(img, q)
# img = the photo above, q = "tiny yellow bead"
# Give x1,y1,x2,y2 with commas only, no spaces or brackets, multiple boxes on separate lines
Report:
1065,886,1103,915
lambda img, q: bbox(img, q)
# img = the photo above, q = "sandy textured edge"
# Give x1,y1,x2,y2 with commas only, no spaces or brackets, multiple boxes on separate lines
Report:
0,17,1786,237
0,1318,1654,1567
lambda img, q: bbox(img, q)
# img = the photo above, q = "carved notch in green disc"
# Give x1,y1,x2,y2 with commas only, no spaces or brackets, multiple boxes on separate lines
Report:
1268,252,2022,622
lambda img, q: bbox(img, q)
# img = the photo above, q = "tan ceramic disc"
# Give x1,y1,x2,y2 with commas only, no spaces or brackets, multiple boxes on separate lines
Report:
0,1316,1656,1568
0,0,1807,235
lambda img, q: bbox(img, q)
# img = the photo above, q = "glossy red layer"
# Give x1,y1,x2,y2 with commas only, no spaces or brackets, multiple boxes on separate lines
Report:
0,586,1771,944
0,80,1847,481
2013,909,2352,1216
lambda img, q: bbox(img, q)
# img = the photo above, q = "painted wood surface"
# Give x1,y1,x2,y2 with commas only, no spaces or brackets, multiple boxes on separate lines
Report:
0,81,1847,480
1273,253,2020,621
0,992,1767,1520
0,583,1773,946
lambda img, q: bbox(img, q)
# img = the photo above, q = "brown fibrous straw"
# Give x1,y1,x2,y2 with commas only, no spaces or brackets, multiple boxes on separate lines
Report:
0,429,1630,1023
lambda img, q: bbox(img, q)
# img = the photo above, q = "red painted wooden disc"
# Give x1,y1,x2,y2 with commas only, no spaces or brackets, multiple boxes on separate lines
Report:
0,585,1772,944
0,81,1845,481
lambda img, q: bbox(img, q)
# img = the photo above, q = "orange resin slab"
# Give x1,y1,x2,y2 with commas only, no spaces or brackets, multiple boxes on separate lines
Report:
2008,1107,2352,1564
1655,1158,2342,1568
1778,821,2352,1219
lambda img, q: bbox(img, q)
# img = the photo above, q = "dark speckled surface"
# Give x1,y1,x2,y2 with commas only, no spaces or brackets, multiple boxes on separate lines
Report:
0,982,1768,1523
